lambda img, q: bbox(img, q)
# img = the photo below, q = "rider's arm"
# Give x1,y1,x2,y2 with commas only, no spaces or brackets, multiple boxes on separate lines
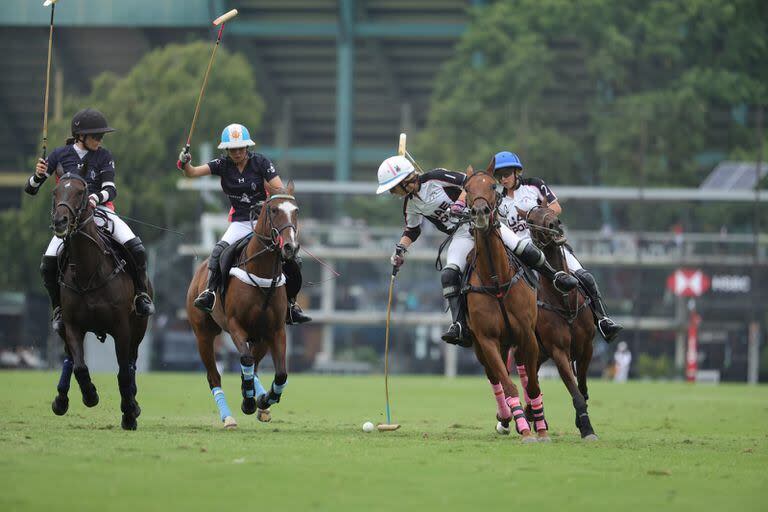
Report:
267,176,284,189
25,151,57,195
181,162,212,178
92,152,117,206
397,235,415,249
548,201,562,216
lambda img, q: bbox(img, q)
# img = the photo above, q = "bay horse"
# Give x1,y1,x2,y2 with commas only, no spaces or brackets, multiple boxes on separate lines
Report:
49,172,150,430
463,165,548,442
513,204,598,440
186,182,298,429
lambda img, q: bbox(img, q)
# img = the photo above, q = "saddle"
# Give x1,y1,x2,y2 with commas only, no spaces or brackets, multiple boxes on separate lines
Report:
217,234,254,305
56,221,131,285
461,249,538,296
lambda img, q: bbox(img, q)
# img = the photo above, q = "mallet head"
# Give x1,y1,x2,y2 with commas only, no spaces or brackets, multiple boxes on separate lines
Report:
43,0,59,6
398,133,407,156
213,9,238,26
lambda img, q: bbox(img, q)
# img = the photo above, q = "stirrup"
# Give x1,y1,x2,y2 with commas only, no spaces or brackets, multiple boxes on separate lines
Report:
553,271,577,293
194,289,216,313
441,323,472,348
51,306,63,334
286,303,311,325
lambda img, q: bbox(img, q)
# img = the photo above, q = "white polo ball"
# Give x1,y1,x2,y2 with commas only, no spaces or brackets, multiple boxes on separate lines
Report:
362,421,375,433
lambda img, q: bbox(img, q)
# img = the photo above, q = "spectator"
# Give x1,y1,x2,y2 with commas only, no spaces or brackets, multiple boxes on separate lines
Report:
613,341,632,382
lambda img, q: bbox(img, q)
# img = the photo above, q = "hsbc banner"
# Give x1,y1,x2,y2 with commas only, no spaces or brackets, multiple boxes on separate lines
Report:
667,269,751,297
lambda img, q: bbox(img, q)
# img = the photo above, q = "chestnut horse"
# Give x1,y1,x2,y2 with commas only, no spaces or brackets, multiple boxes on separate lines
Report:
463,165,549,442
49,173,150,430
187,183,298,428
516,205,598,440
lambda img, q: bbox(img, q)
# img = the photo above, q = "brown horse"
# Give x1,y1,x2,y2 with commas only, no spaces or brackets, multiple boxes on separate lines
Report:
463,165,548,442
186,183,298,428
49,173,150,430
515,204,598,440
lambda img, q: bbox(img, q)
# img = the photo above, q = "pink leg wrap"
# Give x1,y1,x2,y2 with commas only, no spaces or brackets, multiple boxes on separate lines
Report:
490,382,511,420
506,396,530,434
516,365,531,405
530,394,548,432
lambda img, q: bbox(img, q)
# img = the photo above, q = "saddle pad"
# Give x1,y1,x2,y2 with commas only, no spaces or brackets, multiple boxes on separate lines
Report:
229,268,286,288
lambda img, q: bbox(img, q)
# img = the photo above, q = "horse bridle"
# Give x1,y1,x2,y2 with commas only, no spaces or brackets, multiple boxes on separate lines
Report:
526,205,566,247
238,193,298,269
52,173,94,239
464,171,503,230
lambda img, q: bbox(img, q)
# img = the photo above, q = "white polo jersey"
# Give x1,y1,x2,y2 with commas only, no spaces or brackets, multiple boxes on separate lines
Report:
402,169,465,238
498,177,558,240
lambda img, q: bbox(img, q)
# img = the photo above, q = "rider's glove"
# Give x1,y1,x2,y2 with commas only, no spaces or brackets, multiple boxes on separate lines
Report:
177,148,192,170
390,243,407,268
450,199,467,216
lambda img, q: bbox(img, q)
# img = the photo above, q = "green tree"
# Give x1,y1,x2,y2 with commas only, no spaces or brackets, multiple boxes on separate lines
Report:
418,0,767,198
0,42,264,291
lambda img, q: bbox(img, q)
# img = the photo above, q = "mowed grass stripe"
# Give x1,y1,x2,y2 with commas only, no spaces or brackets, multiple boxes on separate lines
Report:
0,372,766,511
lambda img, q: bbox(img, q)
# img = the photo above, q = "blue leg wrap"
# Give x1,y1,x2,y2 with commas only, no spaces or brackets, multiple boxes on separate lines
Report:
254,373,267,398
241,364,255,398
267,379,287,405
57,358,74,395
212,387,233,421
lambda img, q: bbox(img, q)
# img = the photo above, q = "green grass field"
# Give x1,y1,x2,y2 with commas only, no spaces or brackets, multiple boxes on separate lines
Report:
1,371,766,511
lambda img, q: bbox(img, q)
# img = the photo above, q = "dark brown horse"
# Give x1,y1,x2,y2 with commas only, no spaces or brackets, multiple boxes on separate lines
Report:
463,165,548,442
49,172,150,430
187,183,298,428
514,204,598,440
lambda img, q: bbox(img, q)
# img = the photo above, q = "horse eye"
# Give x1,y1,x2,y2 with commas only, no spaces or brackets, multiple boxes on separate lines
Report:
271,207,278,214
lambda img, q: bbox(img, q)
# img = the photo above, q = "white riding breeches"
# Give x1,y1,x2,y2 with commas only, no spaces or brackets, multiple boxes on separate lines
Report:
44,206,137,257
445,222,527,273
220,221,252,245
563,246,584,271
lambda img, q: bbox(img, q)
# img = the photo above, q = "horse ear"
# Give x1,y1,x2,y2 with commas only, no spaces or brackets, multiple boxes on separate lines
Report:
286,179,295,195
466,165,474,177
485,157,495,175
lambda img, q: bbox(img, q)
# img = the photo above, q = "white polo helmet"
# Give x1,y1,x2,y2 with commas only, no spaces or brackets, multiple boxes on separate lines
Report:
218,123,255,149
376,155,416,194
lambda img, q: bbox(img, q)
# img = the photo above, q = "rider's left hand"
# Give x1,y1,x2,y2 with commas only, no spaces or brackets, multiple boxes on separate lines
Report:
450,200,467,216
88,194,99,210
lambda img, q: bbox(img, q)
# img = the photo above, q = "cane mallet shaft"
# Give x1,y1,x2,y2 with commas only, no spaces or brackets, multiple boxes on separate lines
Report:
41,0,60,160
397,132,424,174
378,265,401,432
178,9,239,169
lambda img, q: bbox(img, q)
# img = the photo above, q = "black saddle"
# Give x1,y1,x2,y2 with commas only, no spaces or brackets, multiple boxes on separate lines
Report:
218,234,254,304
461,249,538,296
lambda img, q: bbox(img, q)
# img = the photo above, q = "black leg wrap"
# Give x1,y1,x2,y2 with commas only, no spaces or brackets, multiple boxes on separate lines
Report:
40,256,61,308
283,259,302,301
124,237,149,293
74,367,99,407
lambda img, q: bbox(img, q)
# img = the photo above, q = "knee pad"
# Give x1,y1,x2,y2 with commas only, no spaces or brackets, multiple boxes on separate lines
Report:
209,241,229,270
441,265,462,298
40,256,57,279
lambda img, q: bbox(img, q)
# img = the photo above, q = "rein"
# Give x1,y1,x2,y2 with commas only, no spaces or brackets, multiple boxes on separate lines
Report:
52,174,125,294
236,193,297,309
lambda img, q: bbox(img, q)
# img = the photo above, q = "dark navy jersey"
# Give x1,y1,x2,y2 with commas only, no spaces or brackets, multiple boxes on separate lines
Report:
208,151,279,222
402,169,465,240
42,144,117,208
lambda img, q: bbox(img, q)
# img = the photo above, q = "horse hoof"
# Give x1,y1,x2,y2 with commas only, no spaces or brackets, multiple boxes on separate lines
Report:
223,416,238,429
495,421,510,435
51,396,69,416
121,414,137,431
241,398,256,415
582,433,599,442
537,432,552,442
520,432,537,444
257,408,272,423
82,390,99,408
134,404,141,418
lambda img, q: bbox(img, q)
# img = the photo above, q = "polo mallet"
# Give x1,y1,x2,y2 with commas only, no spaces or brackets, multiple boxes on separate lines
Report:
177,8,239,169
41,0,60,160
398,132,424,174
378,265,401,432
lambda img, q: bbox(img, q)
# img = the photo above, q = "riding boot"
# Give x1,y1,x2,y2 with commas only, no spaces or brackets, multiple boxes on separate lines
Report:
574,269,623,342
194,241,228,313
124,238,155,317
516,243,578,293
284,256,311,324
440,265,471,347
40,256,63,335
